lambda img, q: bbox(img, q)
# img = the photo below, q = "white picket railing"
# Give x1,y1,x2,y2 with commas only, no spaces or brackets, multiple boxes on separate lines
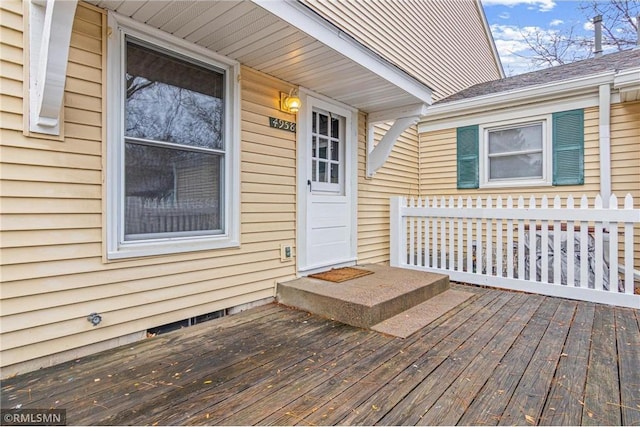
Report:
390,194,640,308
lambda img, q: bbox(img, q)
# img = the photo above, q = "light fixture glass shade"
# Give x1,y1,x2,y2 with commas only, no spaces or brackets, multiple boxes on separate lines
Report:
285,95,301,113
280,90,301,113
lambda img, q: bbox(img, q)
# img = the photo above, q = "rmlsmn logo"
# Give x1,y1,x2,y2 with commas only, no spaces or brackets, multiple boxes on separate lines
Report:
1,409,66,426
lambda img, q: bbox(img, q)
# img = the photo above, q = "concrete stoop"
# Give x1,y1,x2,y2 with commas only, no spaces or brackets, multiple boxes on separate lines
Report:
277,264,470,337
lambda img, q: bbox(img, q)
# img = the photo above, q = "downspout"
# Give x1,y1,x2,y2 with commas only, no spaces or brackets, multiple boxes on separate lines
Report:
598,83,611,207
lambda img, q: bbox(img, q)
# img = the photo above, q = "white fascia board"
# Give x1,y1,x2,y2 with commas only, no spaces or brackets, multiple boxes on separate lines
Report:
614,66,640,90
418,71,616,132
419,93,601,133
251,0,433,105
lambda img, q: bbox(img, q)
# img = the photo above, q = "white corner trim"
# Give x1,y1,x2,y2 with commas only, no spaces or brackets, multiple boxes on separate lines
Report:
29,0,78,135
251,0,432,104
367,116,419,177
599,84,612,207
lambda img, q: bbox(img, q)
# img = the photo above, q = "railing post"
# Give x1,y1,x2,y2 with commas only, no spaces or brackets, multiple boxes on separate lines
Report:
390,196,404,267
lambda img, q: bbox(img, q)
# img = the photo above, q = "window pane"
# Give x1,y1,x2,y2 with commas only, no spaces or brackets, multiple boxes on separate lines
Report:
318,161,327,182
312,136,317,157
312,112,317,133
331,140,339,161
318,138,328,159
330,163,339,184
125,40,224,150
331,117,339,138
488,123,542,155
319,113,328,136
124,143,222,238
312,160,317,181
489,153,543,179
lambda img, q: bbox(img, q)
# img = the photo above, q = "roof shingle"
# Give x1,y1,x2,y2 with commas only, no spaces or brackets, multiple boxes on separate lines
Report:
437,49,640,104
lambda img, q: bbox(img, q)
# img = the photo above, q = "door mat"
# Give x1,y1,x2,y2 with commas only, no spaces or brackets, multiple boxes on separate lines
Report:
309,267,374,283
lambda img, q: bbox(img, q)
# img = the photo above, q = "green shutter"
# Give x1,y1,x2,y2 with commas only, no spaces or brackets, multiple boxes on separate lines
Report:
552,109,584,185
457,125,479,189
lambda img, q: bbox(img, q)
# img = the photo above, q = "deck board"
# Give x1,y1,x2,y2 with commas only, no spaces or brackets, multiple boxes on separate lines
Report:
2,284,638,426
582,304,621,426
616,307,640,426
498,299,577,426
458,296,562,426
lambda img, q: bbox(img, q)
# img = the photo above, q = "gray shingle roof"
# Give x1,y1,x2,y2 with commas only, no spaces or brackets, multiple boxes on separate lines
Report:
437,48,640,104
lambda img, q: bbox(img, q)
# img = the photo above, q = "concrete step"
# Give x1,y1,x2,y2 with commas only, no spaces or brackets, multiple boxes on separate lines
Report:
371,288,475,338
276,264,449,329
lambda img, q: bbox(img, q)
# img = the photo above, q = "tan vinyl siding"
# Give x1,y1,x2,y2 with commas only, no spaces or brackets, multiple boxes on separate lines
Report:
610,101,640,268
357,120,420,264
303,0,501,100
0,3,299,370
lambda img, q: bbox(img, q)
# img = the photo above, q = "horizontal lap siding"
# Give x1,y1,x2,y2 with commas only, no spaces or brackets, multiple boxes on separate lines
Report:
303,0,501,100
0,3,297,369
358,119,419,264
610,101,640,268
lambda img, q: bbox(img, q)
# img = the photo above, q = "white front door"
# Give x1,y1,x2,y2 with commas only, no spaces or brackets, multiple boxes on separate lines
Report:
297,93,357,273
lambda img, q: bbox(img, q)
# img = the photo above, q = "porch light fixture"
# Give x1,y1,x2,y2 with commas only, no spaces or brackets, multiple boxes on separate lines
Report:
280,89,301,113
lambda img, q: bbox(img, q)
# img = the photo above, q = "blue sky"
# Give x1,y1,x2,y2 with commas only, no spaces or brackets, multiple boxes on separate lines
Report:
482,0,637,76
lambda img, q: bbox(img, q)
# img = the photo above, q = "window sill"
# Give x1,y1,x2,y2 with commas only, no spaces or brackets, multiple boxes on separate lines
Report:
480,180,552,189
107,236,240,260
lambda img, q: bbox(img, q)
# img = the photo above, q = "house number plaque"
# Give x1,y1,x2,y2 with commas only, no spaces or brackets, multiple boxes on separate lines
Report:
269,117,296,133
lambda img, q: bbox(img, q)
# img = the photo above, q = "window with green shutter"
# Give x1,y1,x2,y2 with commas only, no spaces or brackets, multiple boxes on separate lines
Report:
456,109,584,189
457,125,479,189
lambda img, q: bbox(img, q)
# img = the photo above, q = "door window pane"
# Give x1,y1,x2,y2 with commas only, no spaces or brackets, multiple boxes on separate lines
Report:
330,163,339,184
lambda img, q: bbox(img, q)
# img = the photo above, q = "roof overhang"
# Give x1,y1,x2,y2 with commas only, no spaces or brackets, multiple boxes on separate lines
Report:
83,0,431,115
613,66,640,102
418,69,640,133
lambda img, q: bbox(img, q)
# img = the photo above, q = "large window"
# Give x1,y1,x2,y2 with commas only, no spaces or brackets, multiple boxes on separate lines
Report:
480,117,551,187
107,15,240,259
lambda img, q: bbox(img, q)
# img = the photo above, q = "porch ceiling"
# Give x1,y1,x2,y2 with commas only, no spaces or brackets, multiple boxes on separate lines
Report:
88,0,432,113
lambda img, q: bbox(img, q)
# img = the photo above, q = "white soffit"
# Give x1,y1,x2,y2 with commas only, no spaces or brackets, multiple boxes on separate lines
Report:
89,0,432,113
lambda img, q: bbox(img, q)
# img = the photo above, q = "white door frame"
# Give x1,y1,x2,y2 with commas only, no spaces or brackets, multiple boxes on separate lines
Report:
296,88,358,274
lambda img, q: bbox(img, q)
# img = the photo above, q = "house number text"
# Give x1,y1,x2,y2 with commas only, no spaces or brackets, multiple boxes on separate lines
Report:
269,117,296,133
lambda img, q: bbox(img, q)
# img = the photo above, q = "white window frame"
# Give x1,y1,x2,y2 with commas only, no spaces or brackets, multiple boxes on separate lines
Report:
479,115,552,188
106,13,240,260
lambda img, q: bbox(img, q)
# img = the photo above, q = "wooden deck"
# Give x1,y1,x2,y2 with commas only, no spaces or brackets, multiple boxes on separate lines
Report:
2,284,639,426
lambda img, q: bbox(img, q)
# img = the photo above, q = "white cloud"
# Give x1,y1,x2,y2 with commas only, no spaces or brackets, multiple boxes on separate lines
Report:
549,19,564,26
490,23,582,75
499,12,511,19
482,0,556,12
583,21,594,31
